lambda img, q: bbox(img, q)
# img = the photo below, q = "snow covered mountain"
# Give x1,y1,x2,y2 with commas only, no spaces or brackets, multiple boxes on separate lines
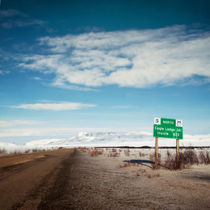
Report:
25,132,210,148
25,131,153,148
0,131,210,154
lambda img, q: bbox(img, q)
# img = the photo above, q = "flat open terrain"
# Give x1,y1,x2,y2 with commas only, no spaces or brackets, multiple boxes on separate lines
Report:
0,148,210,209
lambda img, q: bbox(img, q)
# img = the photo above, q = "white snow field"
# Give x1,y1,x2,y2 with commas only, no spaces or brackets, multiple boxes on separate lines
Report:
0,132,210,154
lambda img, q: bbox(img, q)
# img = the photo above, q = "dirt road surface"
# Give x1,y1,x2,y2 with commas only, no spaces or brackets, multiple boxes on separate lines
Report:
0,148,210,210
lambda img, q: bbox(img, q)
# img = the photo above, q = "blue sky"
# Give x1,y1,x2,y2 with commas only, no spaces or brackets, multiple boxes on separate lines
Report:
0,0,210,143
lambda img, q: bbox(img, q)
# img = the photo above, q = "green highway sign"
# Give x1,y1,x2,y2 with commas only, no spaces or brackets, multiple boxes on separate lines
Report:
153,117,183,139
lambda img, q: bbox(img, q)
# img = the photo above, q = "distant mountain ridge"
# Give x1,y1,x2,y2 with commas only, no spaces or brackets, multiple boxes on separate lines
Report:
0,132,210,154
25,132,210,147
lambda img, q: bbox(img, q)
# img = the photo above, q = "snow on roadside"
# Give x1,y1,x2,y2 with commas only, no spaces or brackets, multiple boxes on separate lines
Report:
0,141,56,156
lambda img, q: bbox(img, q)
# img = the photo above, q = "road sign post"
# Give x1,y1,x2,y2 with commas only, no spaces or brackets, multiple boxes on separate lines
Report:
155,137,158,169
153,117,183,169
176,139,180,168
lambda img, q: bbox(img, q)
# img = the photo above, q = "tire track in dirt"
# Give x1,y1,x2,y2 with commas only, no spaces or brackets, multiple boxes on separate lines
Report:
37,149,76,210
0,155,51,181
10,166,58,210
9,150,76,210
0,149,74,210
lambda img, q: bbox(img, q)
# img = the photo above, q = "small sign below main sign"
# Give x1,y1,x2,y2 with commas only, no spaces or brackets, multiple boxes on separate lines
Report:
153,117,183,139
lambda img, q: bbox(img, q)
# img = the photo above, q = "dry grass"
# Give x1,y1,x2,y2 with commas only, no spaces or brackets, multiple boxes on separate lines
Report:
163,150,177,169
119,162,131,168
146,173,160,179
136,168,146,176
0,149,6,154
150,153,161,169
135,168,160,179
199,151,210,164
106,148,120,158
124,149,130,157
139,152,145,157
162,149,210,170
79,147,88,153
89,148,103,157
109,152,119,157
112,148,117,153
24,149,31,154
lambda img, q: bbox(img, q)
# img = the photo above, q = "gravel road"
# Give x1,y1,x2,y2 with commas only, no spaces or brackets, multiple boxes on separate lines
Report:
0,148,210,210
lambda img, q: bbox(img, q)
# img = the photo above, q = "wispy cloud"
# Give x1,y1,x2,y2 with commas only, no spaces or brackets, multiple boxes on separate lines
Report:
0,127,76,138
51,78,97,91
33,76,41,80
111,105,133,109
0,9,46,28
0,120,42,127
19,25,210,89
0,9,26,17
11,102,96,111
1,19,45,28
0,70,10,75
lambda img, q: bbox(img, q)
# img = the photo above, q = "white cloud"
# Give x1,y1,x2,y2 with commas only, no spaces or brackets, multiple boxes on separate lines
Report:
19,25,210,89
111,105,133,109
0,127,71,138
0,127,121,138
33,76,41,80
0,120,42,127
1,19,45,28
0,9,26,17
11,102,96,111
0,70,10,75
0,9,45,28
52,77,97,91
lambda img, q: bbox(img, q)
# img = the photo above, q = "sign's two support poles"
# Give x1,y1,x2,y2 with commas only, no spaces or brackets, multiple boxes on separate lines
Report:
155,138,180,169
176,139,180,168
155,137,158,169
